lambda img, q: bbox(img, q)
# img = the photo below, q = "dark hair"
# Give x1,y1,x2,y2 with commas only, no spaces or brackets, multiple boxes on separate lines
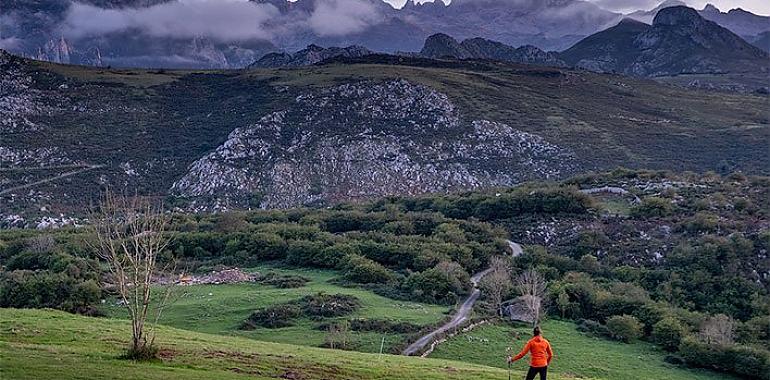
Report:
533,326,541,336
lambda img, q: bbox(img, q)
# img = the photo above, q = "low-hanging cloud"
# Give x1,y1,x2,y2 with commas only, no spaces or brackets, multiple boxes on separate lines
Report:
308,0,381,37
59,0,383,43
61,0,279,42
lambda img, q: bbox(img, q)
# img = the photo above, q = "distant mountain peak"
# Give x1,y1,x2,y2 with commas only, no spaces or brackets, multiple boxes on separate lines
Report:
562,6,768,77
653,6,705,26
617,18,649,27
702,3,720,13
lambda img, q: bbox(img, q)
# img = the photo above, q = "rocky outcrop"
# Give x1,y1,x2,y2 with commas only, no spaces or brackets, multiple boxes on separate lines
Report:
0,51,53,132
171,79,575,209
561,6,769,76
249,45,374,69
699,4,770,39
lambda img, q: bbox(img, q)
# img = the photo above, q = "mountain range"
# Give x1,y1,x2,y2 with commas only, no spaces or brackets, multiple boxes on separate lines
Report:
1,47,768,225
252,6,767,84
561,6,769,76
1,0,768,69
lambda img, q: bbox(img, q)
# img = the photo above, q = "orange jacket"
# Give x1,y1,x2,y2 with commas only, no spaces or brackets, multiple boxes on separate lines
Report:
511,336,553,368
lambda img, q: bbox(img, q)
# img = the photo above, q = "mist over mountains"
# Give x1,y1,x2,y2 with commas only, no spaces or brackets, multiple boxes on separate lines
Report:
2,0,768,69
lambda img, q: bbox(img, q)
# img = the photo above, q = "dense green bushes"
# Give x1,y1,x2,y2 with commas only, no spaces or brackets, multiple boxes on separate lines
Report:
369,187,594,221
606,315,643,343
679,337,770,380
163,209,504,304
342,254,395,284
652,317,687,351
256,272,309,288
0,235,101,315
403,262,470,304
0,271,101,315
1,204,507,314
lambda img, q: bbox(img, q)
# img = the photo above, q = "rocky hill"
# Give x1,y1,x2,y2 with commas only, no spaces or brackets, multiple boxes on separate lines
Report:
171,79,574,209
419,34,565,67
1,50,768,226
251,34,564,69
248,45,373,68
561,6,769,76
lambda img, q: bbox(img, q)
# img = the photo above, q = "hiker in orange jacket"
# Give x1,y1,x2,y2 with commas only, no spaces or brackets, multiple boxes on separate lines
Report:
508,326,554,380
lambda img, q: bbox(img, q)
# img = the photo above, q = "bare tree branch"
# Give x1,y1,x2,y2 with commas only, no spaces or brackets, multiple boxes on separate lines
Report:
514,268,546,328
479,256,512,316
88,190,176,357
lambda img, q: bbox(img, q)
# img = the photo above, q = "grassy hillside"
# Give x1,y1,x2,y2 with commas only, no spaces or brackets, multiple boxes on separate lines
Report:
101,265,450,353
430,320,737,380
0,308,546,380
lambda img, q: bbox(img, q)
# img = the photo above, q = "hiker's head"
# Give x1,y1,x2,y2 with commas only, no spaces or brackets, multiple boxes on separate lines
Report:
533,326,541,336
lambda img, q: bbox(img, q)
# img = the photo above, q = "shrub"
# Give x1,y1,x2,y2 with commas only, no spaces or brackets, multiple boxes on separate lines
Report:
678,336,725,369
680,212,720,233
342,254,394,284
652,317,687,351
242,304,302,329
679,337,770,380
298,293,360,318
0,271,101,315
285,240,344,268
606,315,643,343
258,273,309,288
404,262,469,304
576,319,611,338
630,197,673,218
121,344,160,361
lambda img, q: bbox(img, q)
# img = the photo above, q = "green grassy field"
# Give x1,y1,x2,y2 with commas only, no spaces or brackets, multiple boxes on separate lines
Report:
102,265,450,353
0,308,558,380
429,320,736,380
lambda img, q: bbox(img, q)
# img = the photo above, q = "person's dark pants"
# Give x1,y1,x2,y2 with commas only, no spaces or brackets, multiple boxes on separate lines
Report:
525,366,547,380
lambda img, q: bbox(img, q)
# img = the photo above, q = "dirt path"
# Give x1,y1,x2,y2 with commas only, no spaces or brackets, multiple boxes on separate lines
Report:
0,164,103,196
402,239,523,356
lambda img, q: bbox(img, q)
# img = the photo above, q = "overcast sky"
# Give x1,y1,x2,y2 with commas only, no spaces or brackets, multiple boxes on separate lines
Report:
384,0,770,15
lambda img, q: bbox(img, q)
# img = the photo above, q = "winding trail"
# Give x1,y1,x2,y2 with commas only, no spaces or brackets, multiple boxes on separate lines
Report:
402,239,523,356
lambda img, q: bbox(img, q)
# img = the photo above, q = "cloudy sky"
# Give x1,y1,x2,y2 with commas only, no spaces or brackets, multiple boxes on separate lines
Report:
385,0,770,15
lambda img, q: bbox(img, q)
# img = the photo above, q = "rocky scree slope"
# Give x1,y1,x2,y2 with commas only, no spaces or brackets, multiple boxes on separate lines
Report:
171,79,575,209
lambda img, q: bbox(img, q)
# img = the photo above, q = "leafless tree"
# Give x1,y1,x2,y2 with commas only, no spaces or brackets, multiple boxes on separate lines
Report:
514,268,547,328
699,314,735,346
325,321,350,350
90,191,176,358
479,256,512,316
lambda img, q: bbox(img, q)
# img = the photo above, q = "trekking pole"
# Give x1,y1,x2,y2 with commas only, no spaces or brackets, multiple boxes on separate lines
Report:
506,346,512,380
